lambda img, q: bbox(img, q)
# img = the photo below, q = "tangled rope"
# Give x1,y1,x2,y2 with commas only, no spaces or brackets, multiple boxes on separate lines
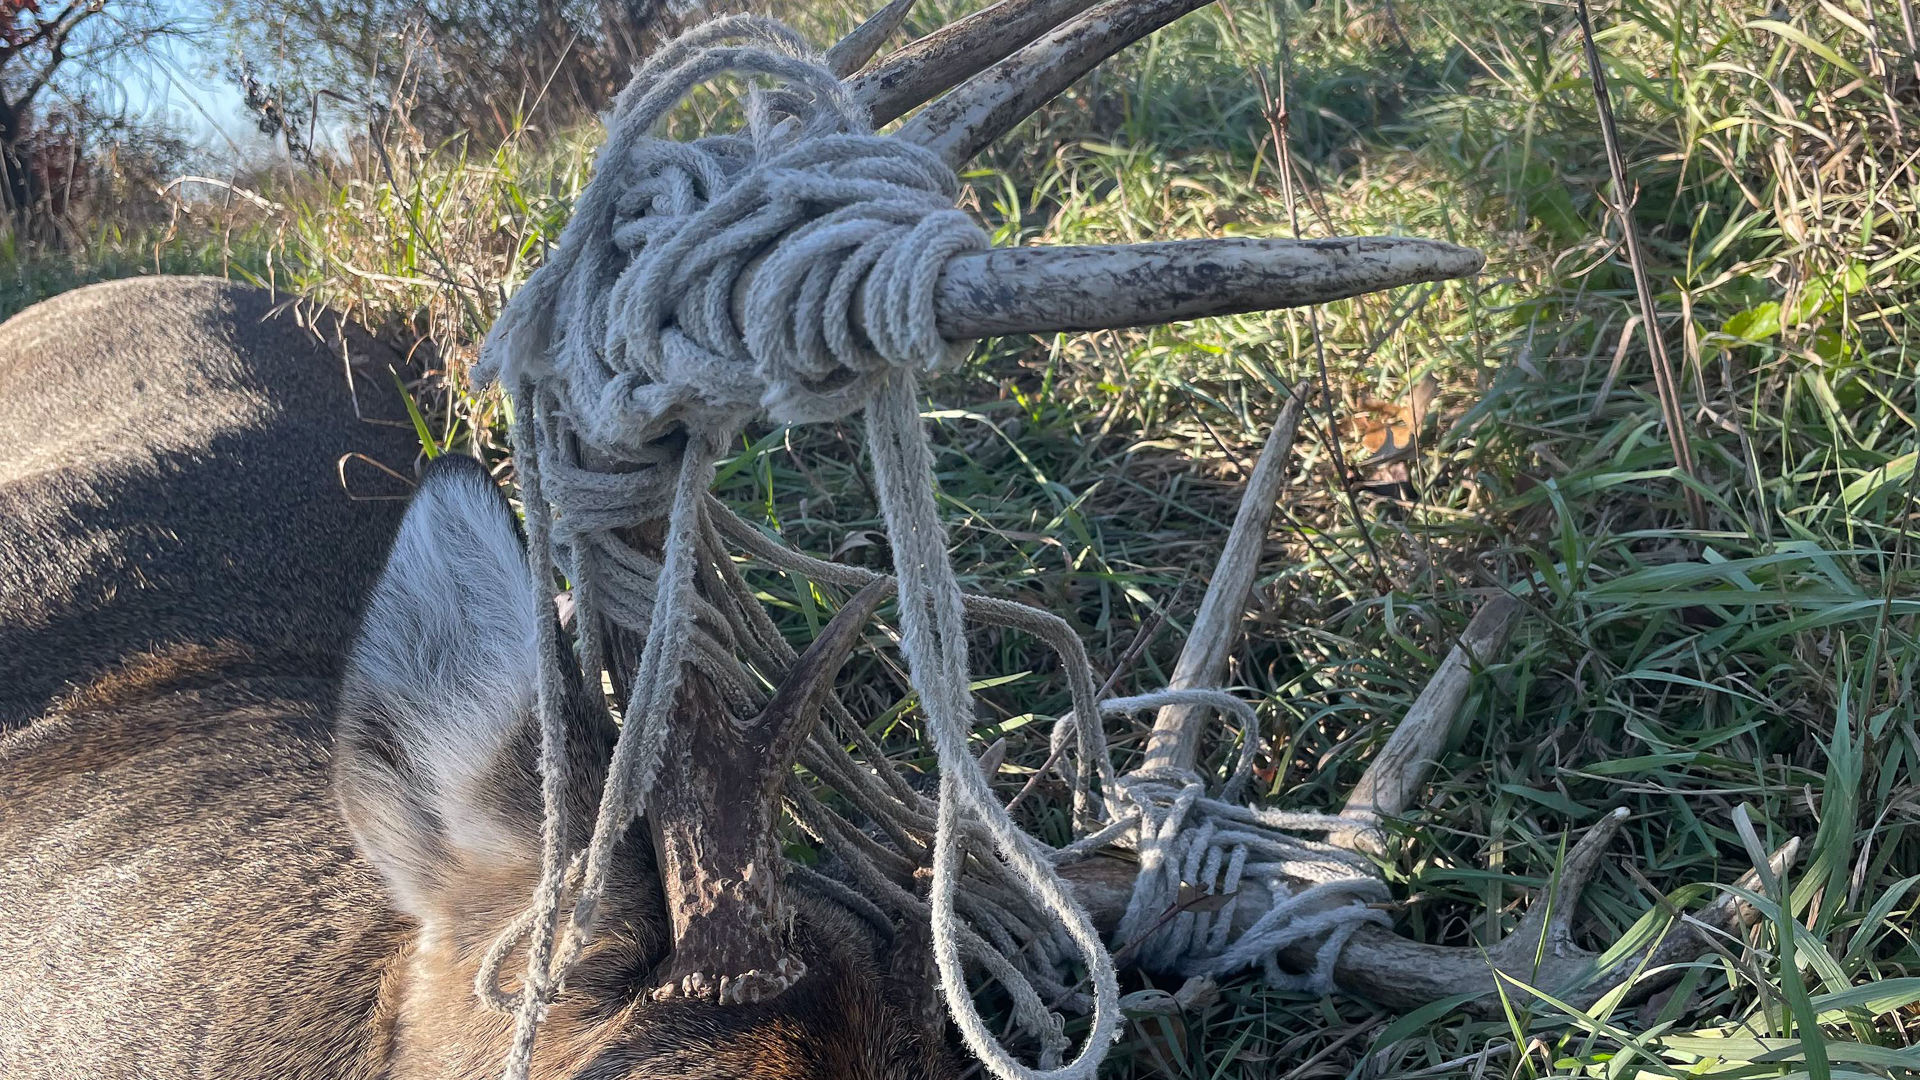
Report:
472,16,1385,1080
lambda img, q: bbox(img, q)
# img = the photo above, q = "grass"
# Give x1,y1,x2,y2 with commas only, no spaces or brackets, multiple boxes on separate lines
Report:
10,0,1920,1075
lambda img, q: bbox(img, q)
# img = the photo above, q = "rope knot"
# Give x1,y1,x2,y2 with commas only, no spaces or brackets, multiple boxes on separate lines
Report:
478,15,987,463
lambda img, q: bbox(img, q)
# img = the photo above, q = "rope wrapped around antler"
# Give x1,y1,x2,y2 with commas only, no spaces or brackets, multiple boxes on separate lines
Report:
472,17,1393,1080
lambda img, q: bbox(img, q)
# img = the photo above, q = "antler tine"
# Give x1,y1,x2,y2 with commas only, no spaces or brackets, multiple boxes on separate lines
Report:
1504,806,1632,953
976,736,1009,780
1641,836,1802,969
934,238,1485,340
1133,403,1510,793
850,0,1105,127
825,0,921,79
1338,594,1521,854
646,576,894,1006
756,577,896,762
1139,382,1310,776
896,0,1216,168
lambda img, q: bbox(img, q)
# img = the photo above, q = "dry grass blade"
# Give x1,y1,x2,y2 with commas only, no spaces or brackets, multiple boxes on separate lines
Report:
1573,0,1708,529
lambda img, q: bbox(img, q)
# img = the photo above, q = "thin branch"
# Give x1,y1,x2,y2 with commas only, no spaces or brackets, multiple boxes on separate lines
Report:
13,1,107,116
0,0,90,70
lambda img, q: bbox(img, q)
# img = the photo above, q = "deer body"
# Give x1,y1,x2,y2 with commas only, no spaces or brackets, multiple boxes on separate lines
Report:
0,276,945,1080
0,276,417,728
0,277,419,1078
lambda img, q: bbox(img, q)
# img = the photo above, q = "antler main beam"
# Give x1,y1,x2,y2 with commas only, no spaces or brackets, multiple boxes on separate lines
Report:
933,238,1484,337
1064,819,1801,1011
1063,587,1802,1011
851,0,1105,126
897,0,1217,167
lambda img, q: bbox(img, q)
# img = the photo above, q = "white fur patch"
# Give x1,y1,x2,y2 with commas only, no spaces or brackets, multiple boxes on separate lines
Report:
342,464,541,872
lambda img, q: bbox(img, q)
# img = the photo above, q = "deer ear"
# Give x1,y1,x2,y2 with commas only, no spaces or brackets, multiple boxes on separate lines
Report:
334,457,552,927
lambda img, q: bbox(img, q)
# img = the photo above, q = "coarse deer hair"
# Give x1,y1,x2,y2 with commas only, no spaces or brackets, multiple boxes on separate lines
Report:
1,2,1797,1078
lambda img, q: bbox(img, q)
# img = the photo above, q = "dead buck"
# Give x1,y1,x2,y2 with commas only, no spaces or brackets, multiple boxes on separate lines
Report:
0,3,1795,1079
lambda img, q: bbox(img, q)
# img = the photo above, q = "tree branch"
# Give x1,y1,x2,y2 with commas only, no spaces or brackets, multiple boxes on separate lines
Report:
0,0,91,72
13,1,106,116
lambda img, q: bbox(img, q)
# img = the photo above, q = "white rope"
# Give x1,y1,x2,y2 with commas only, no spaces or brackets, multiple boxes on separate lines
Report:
471,16,1387,1080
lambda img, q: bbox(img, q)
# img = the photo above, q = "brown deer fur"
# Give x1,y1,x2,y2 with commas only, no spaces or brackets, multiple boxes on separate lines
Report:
0,276,954,1079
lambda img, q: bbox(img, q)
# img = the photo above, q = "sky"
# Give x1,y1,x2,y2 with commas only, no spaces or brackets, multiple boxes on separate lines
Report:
105,2,256,163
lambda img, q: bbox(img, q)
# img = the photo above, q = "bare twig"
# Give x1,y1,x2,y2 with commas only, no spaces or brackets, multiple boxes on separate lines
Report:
1222,0,1390,582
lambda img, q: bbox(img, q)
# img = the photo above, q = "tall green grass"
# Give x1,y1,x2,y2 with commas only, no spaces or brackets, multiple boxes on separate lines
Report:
9,0,1918,1074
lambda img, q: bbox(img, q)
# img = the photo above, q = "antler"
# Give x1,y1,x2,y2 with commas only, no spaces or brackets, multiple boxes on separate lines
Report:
643,577,894,1003
731,0,1490,342
610,0,1807,1026
851,0,1104,126
1064,812,1801,1011
605,0,1490,1021
930,238,1483,337
1058,395,1802,1010
895,0,1215,167
826,0,919,78
728,237,1483,342
1137,382,1309,774
1333,595,1520,855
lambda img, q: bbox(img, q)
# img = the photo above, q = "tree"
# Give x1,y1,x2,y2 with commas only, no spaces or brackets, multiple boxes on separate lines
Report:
215,0,701,148
0,0,183,217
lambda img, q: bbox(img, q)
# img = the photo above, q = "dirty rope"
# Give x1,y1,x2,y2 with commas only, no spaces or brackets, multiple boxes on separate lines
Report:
472,16,1386,1080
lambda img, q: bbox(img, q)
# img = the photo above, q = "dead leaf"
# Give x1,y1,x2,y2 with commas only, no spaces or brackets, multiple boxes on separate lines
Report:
831,530,881,560
1346,374,1439,467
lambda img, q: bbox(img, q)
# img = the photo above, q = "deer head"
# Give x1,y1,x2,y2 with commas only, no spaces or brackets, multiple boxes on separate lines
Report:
333,457,954,1078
